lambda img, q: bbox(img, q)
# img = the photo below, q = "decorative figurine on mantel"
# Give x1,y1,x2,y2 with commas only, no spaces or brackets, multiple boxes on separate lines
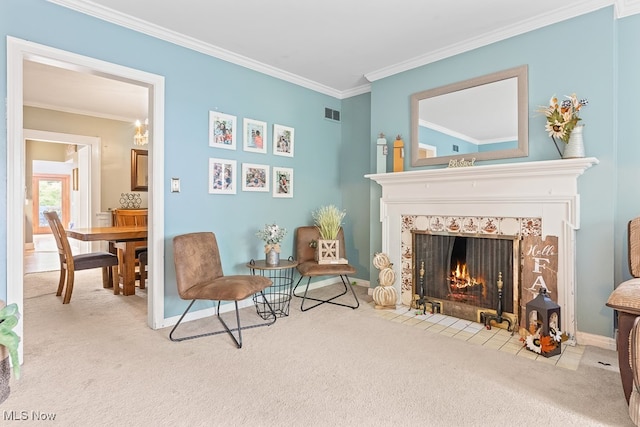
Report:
372,252,397,310
376,133,388,174
393,135,404,172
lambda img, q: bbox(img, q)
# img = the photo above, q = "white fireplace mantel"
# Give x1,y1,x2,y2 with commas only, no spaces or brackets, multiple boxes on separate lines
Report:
366,157,599,341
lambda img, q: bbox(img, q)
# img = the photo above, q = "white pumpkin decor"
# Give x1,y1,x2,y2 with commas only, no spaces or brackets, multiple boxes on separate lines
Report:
372,252,397,310
373,252,390,270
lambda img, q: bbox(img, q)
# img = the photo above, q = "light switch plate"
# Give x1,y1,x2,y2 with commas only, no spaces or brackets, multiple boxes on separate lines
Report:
170,178,180,193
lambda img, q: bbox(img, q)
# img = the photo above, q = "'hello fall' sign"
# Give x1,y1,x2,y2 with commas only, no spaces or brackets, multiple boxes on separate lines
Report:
520,235,558,324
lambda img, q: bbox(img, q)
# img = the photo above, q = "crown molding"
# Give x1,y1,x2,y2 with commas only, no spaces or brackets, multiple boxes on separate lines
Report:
615,0,640,17
24,100,134,123
340,83,372,99
47,0,346,98
49,0,631,99
365,0,614,83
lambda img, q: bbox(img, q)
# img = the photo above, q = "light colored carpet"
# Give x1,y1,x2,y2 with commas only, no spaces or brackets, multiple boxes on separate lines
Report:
5,270,633,426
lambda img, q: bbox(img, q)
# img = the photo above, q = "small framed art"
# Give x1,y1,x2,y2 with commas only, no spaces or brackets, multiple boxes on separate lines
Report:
209,158,237,194
209,111,237,150
273,124,294,157
243,118,267,153
242,163,269,192
273,167,293,198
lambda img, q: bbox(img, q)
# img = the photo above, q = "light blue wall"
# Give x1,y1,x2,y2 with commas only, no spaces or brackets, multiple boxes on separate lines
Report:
340,93,372,277
0,0,371,318
615,13,640,286
2,1,637,338
419,125,478,156
479,141,517,152
370,7,621,337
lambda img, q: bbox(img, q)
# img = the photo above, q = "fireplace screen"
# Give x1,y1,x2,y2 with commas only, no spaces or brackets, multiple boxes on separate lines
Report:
413,232,518,314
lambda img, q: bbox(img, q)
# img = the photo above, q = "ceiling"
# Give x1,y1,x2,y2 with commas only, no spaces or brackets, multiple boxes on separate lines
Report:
25,0,614,122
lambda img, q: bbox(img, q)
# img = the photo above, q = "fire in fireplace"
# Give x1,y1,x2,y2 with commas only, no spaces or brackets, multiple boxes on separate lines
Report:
412,232,520,324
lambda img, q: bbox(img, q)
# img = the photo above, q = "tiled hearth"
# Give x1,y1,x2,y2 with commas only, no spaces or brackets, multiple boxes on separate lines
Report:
371,303,585,370
367,158,599,343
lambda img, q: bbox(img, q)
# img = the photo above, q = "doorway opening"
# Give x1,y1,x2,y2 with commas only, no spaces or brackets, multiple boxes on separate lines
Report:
32,173,70,235
7,37,166,361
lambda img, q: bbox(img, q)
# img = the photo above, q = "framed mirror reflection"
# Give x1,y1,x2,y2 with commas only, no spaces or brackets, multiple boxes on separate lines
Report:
131,149,148,191
410,65,528,167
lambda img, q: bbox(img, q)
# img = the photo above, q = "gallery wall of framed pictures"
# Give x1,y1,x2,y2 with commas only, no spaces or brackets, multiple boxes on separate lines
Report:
208,111,295,198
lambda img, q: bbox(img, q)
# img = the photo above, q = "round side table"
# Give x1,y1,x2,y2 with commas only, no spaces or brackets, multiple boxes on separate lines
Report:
246,259,298,319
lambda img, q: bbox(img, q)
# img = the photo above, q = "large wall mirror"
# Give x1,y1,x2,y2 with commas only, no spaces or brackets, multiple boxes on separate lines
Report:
411,65,528,167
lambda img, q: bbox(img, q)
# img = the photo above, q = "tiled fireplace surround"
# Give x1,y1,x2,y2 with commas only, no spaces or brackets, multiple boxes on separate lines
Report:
367,158,598,342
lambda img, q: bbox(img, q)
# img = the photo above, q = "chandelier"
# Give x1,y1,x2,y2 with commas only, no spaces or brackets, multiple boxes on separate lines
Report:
134,119,148,146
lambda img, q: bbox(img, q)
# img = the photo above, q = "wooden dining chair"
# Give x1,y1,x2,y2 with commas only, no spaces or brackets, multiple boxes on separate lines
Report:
138,250,148,289
112,208,148,288
112,209,148,227
44,211,119,304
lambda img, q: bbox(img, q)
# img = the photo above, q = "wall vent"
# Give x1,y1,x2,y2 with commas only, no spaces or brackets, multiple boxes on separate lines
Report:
324,107,341,122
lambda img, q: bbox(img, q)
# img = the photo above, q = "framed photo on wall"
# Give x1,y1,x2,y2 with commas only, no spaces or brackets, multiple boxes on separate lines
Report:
273,167,293,198
209,111,237,150
242,163,269,192
208,157,237,194
273,124,294,157
243,118,267,154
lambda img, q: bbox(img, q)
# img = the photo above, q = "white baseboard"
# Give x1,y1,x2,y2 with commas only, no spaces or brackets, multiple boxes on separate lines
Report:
575,330,617,351
161,277,371,329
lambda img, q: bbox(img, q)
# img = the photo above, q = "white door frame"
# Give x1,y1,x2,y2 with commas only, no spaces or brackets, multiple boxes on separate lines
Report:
7,37,166,361
25,129,100,253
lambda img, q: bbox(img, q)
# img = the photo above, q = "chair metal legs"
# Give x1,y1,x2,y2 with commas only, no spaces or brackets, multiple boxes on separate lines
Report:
292,274,360,312
169,291,277,348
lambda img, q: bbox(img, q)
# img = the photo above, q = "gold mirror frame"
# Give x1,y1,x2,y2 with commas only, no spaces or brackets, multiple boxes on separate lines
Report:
410,65,528,167
131,149,148,191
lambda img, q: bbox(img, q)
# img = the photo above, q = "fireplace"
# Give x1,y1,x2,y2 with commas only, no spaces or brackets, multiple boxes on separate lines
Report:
412,232,519,324
366,157,599,342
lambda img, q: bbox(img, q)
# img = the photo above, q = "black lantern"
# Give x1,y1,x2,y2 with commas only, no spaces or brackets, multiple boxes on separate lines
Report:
525,288,562,357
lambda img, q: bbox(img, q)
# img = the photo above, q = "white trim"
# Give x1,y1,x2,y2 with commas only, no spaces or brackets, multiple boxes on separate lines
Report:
46,1,628,99
160,277,369,328
7,37,166,365
23,129,101,249
24,100,137,123
365,0,614,83
576,330,617,350
47,0,345,99
615,0,640,17
420,118,517,145
366,158,599,342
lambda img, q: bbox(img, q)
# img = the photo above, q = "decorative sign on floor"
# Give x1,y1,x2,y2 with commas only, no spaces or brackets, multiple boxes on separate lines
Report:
520,235,558,324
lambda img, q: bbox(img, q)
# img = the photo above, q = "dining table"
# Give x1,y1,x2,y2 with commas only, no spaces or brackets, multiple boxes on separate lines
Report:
66,225,147,296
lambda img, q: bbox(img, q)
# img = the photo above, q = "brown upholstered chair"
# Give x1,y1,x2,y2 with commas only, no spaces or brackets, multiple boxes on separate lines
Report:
171,232,276,348
292,226,359,311
607,217,640,405
44,211,119,304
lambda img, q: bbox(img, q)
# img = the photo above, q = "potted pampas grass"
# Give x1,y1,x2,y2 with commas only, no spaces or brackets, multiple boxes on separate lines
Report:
312,205,347,264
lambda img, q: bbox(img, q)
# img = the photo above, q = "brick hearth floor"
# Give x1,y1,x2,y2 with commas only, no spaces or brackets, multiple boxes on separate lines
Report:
371,304,584,370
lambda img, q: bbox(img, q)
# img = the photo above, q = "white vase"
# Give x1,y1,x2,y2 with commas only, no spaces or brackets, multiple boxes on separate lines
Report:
563,124,585,159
